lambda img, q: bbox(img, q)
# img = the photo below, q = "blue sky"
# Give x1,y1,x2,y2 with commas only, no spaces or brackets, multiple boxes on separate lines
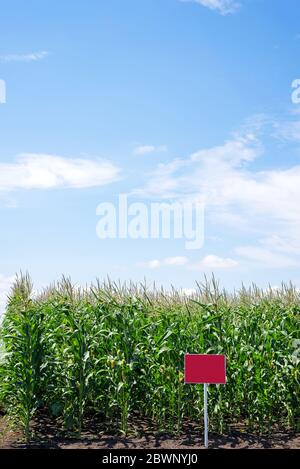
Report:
1,0,300,306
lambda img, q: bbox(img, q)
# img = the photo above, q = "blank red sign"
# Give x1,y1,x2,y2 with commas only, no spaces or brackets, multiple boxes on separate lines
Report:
184,354,226,384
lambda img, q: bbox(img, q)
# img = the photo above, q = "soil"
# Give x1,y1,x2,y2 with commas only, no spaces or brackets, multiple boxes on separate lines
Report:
0,413,299,450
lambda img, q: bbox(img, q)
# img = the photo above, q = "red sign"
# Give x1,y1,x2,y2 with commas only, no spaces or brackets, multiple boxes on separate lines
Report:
184,354,226,384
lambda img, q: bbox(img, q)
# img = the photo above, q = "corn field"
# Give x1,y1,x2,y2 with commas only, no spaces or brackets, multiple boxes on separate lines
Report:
0,274,299,441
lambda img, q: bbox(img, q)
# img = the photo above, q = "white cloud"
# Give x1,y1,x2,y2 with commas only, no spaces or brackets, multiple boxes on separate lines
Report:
180,0,240,15
135,119,300,269
0,51,49,63
0,274,14,317
189,255,238,270
0,154,121,191
145,260,161,269
140,256,189,269
164,256,189,266
135,131,263,201
136,130,300,235
134,145,168,156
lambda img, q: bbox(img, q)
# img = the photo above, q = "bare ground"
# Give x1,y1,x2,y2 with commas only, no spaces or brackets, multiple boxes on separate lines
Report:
0,413,299,450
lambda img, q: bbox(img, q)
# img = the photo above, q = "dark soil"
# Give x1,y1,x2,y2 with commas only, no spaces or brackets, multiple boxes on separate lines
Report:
0,413,299,449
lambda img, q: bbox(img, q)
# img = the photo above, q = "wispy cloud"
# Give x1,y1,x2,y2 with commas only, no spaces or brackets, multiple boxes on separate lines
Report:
189,255,238,270
235,246,299,268
260,235,300,255
135,130,262,200
134,144,168,156
180,0,240,15
140,255,238,270
274,119,300,141
135,117,300,268
0,51,49,63
0,154,121,191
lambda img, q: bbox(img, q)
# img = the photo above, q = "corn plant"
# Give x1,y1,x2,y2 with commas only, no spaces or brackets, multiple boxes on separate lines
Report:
0,274,44,442
0,274,299,439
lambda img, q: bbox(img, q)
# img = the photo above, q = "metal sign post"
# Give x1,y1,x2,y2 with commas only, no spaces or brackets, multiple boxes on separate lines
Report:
184,354,226,449
204,383,208,448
